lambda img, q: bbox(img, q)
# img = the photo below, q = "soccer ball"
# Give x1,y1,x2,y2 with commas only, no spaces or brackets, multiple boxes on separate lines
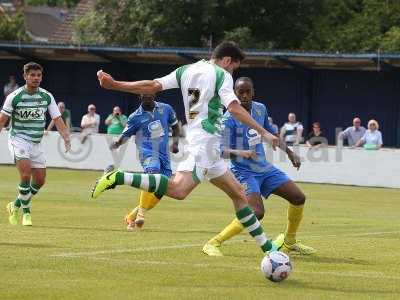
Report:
260,251,292,282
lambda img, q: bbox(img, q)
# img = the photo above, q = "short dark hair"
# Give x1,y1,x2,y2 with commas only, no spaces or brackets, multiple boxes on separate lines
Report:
313,122,321,128
212,41,245,62
235,77,253,88
23,62,43,74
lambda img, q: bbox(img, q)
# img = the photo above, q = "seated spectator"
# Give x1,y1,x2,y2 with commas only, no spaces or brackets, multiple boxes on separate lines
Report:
268,116,279,134
80,104,100,143
4,75,19,98
355,119,383,150
280,112,303,145
339,117,366,147
46,101,71,133
105,106,128,135
306,122,328,149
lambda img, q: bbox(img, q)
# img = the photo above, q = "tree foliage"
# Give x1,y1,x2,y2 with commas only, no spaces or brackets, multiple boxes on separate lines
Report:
73,0,321,49
3,0,400,52
25,0,79,8
0,11,30,42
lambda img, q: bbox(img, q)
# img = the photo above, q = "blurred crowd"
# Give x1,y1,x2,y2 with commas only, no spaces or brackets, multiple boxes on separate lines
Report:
3,75,384,150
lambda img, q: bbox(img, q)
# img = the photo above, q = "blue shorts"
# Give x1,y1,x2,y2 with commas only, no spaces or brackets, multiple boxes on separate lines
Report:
141,155,172,177
232,166,290,198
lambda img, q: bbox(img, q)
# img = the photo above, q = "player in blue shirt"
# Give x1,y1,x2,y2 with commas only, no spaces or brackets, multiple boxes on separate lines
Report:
203,77,316,256
110,94,179,229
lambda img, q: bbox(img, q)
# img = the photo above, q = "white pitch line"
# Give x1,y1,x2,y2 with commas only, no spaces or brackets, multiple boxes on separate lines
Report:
51,230,400,258
51,243,204,258
86,256,400,281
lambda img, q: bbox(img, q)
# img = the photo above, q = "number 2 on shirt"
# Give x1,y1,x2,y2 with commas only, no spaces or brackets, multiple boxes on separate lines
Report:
188,88,200,119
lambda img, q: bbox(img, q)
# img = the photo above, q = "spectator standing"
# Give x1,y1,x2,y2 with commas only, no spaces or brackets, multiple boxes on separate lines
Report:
105,106,128,135
4,75,19,98
339,117,366,147
306,122,328,149
46,102,71,133
355,119,383,150
280,112,303,145
268,116,279,135
80,104,100,143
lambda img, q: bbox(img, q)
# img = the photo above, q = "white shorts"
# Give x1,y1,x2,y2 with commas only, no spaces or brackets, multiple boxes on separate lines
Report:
177,133,227,182
8,135,46,168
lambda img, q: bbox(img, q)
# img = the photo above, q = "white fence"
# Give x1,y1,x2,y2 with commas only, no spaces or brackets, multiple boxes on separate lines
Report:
1,131,399,188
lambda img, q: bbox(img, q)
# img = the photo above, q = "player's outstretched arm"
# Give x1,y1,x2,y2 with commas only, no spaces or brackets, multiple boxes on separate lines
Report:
53,116,71,152
227,101,279,150
97,70,162,95
0,112,10,133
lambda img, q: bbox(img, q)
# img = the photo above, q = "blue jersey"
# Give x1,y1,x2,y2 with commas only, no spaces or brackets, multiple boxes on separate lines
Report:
221,101,277,174
122,102,178,162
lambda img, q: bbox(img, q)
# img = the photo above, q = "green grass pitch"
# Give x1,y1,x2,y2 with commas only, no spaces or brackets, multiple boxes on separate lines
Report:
0,165,399,300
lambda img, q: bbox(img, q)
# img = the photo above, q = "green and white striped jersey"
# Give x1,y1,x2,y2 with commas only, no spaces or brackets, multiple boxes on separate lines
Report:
1,86,61,143
155,60,239,141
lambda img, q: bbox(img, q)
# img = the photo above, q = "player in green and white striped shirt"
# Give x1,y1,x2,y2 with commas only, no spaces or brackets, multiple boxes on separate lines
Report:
0,62,71,226
93,42,282,254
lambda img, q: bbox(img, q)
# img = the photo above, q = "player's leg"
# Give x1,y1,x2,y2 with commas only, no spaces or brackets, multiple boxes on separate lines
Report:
92,166,198,201
7,159,33,225
20,143,48,225
22,167,46,226
273,181,315,254
203,172,264,256
125,156,164,229
203,192,263,256
209,166,276,254
6,137,32,225
134,157,173,227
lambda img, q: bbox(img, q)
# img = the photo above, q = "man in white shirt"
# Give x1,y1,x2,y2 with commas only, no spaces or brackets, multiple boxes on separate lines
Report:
80,104,100,143
92,41,282,254
339,117,366,147
280,112,303,145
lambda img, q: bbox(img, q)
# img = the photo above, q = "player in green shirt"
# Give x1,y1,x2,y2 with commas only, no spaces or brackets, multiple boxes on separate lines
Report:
0,62,71,226
105,106,128,134
46,101,71,133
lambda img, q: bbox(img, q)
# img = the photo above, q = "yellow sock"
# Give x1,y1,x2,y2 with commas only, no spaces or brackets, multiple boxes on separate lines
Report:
285,204,304,245
208,218,244,246
139,191,160,210
126,206,139,221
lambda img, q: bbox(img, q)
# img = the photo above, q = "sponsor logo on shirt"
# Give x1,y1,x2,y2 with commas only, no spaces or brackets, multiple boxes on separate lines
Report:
246,128,261,146
15,107,46,120
148,120,165,139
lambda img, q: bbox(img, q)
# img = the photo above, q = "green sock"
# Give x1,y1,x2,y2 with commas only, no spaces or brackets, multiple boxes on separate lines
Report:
16,182,32,213
236,206,272,252
30,182,41,196
13,199,21,208
21,199,31,214
116,171,169,198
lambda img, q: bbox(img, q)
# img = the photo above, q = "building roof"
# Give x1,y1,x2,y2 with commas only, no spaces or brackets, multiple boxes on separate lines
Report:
1,42,400,71
49,0,95,44
24,6,67,42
